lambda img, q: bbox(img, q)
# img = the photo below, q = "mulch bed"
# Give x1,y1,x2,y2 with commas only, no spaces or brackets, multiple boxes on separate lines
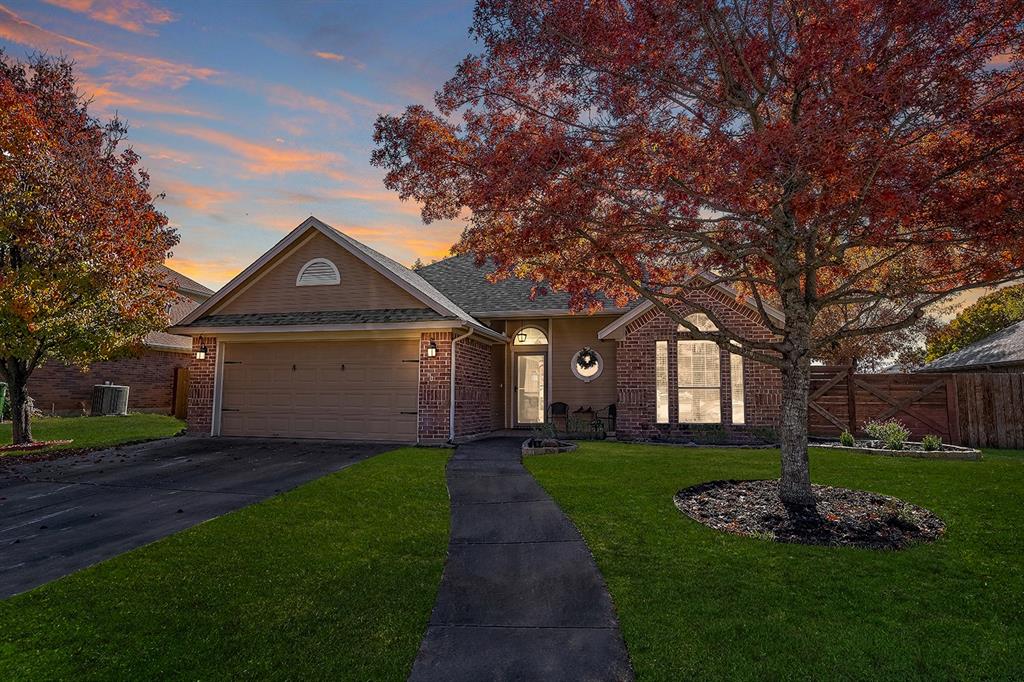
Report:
674,479,945,550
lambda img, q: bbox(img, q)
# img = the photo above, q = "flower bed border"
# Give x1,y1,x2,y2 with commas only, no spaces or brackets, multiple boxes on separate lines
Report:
0,439,73,452
522,438,578,456
812,439,982,460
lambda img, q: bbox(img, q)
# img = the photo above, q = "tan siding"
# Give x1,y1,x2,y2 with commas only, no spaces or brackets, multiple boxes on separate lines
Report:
214,231,427,315
550,317,618,413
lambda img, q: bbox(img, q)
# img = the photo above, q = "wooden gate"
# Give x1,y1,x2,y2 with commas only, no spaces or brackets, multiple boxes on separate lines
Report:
808,366,960,444
173,366,189,420
955,373,1024,449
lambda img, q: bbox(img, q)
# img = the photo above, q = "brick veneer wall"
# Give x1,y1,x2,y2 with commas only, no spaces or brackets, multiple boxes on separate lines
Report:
27,350,191,416
616,289,782,442
454,336,496,439
187,336,217,435
418,332,451,443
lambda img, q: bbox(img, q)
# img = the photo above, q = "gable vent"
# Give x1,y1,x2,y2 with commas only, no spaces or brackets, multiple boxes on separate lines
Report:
296,258,341,286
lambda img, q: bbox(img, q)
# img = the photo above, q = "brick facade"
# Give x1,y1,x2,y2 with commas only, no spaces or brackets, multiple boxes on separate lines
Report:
418,332,452,443
454,336,497,439
27,350,191,416
616,289,782,443
187,336,217,435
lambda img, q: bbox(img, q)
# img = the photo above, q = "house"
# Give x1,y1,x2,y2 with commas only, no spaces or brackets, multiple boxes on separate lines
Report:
920,319,1024,373
169,217,782,444
27,265,214,416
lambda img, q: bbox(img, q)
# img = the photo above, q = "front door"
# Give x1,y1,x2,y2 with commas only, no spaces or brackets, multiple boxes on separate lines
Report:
515,353,546,425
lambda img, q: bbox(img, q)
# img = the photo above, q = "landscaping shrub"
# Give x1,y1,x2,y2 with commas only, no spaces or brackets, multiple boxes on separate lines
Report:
839,429,855,447
864,418,911,450
922,434,943,451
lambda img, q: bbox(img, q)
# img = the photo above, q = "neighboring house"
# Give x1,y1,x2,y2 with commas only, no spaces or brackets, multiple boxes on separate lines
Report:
920,319,1024,373
27,265,214,416
169,216,782,444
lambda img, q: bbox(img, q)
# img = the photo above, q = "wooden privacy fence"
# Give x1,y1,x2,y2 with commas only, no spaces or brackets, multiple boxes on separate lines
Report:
808,366,1024,449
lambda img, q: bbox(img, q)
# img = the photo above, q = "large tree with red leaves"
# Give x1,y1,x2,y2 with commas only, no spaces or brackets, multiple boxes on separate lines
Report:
373,0,1024,506
0,53,177,445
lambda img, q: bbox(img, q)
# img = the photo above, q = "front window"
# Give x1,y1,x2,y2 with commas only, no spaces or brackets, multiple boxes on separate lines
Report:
730,352,745,425
677,340,721,423
513,326,548,345
655,341,669,424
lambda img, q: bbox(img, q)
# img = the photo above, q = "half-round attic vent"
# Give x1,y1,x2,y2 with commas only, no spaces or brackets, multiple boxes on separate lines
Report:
296,258,341,286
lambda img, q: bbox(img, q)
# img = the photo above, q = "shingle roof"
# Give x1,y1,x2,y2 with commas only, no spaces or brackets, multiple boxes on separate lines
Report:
418,254,634,315
143,268,212,351
191,308,453,328
921,319,1024,372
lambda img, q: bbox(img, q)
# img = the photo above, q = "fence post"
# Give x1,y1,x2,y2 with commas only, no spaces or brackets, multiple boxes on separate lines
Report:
846,364,857,434
945,375,961,445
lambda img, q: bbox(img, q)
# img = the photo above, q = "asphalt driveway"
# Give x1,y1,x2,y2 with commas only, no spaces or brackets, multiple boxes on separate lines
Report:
0,437,395,599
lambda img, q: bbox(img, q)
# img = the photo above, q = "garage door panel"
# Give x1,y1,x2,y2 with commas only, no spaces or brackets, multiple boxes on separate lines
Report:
220,339,419,441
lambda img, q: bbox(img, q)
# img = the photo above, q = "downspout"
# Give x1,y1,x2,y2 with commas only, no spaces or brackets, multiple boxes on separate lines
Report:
449,327,473,443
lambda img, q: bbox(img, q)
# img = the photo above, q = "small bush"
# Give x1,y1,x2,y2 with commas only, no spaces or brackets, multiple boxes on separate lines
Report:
839,430,855,447
864,418,911,450
922,434,943,451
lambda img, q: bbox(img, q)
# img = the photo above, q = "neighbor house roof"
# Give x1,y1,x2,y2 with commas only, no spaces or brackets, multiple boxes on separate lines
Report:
920,319,1024,372
418,254,635,317
143,265,214,352
155,263,214,299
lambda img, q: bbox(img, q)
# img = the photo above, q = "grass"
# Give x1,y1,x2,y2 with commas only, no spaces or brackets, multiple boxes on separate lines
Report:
0,414,184,455
0,447,451,680
525,442,1024,681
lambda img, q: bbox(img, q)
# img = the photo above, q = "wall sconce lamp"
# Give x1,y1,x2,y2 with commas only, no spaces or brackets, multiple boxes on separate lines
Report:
427,340,437,358
195,337,208,360
516,331,528,343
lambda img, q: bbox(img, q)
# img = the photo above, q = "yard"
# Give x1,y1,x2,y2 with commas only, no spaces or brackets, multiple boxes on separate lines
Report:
525,443,1024,681
0,447,451,680
0,414,184,455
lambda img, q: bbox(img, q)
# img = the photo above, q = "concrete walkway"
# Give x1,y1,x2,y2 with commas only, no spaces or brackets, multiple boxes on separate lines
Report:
409,438,634,681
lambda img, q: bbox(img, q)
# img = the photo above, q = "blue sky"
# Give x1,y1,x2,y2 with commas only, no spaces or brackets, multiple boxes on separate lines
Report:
0,0,477,288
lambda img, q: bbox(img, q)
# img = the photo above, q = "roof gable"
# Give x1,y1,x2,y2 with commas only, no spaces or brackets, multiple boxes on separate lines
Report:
175,217,502,341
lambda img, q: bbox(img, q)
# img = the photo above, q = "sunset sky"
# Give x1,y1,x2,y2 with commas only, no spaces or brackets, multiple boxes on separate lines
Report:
0,0,477,288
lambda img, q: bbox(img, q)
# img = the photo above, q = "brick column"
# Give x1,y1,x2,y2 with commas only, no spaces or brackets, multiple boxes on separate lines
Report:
187,337,217,435
418,332,451,443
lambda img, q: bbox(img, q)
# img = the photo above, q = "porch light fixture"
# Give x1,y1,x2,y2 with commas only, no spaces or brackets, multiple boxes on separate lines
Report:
427,340,437,357
516,331,528,343
195,338,208,360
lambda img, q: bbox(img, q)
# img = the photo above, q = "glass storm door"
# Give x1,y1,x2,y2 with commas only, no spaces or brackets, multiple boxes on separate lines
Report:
516,354,546,425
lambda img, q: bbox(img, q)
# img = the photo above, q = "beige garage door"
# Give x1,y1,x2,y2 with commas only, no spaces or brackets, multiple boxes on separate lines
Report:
220,339,419,441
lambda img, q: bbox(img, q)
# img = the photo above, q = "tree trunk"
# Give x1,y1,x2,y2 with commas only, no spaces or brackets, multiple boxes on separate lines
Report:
1,359,34,445
778,352,815,508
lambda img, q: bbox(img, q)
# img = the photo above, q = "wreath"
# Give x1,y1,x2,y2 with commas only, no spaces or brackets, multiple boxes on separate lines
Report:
576,347,599,370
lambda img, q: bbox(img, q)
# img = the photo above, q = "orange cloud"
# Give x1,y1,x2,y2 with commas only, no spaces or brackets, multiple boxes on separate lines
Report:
42,0,175,35
158,123,345,176
77,74,217,118
312,50,365,69
155,179,240,213
314,50,345,62
263,83,352,123
0,5,215,89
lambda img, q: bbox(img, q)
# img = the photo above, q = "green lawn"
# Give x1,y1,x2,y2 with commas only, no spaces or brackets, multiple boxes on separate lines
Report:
525,443,1024,681
0,447,451,680
0,414,185,455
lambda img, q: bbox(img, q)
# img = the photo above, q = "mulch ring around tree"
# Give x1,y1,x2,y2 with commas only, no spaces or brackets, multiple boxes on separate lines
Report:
674,480,945,550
